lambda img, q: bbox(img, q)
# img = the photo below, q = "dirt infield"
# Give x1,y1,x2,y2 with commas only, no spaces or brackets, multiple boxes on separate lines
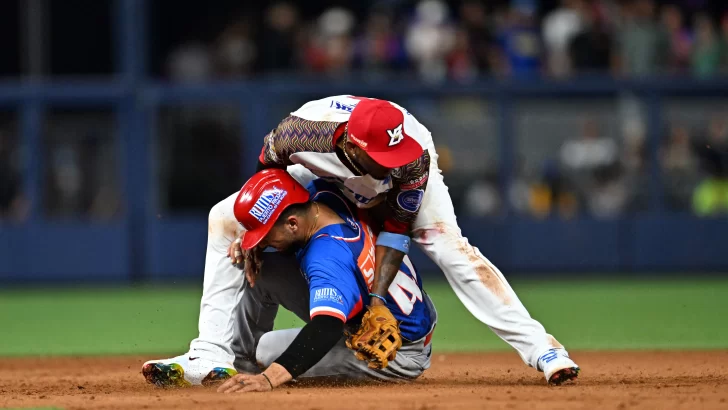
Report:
2,351,727,410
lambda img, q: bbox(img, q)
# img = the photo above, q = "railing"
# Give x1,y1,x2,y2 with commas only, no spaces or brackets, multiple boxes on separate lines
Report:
0,0,726,282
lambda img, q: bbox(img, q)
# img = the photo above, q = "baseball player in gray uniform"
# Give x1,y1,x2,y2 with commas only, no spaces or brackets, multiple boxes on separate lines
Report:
158,168,435,391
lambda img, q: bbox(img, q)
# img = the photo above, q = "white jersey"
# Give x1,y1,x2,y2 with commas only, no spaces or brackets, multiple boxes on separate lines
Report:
259,96,433,232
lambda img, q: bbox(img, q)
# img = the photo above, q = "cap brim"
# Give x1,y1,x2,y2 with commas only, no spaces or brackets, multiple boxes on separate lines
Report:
241,226,269,250
366,137,424,168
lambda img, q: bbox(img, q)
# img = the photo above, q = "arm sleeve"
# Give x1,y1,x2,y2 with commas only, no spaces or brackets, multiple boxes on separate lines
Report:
274,247,363,379
273,315,344,379
258,115,344,167
383,150,431,234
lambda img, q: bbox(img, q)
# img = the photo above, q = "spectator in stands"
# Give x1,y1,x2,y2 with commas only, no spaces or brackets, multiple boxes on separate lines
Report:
661,124,699,210
585,162,630,218
260,2,300,73
496,2,542,77
559,118,619,212
613,0,670,77
543,0,585,77
691,13,722,78
303,7,356,75
447,28,478,81
528,160,579,219
166,41,213,83
569,0,612,74
456,1,499,77
692,115,728,216
660,4,692,74
0,130,26,221
353,8,407,76
560,118,618,173
662,124,697,173
463,170,502,217
720,14,728,73
693,175,728,216
405,0,456,82
213,18,257,79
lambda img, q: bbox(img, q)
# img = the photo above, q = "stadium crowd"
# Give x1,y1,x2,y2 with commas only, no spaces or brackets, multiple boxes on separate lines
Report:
1,0,728,222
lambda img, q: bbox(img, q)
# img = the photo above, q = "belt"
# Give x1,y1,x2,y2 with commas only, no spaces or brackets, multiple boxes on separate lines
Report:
423,324,436,347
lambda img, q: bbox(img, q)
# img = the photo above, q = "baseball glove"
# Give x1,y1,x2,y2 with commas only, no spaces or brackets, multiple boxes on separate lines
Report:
346,305,403,369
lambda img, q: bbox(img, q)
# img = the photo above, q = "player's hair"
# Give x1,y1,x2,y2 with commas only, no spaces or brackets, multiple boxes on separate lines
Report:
274,201,313,226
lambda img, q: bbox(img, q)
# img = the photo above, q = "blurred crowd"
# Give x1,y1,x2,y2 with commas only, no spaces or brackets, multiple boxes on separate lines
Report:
3,0,728,222
0,123,26,221
454,112,728,220
164,0,728,82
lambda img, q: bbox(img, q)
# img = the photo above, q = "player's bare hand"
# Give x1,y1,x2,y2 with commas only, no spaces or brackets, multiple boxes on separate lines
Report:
243,246,263,287
228,235,245,269
217,373,272,393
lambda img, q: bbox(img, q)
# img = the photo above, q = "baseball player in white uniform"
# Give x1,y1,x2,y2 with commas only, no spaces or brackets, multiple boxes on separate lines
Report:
143,96,579,386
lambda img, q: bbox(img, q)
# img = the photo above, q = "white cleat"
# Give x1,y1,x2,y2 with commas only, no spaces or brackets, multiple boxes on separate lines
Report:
142,354,237,387
537,348,580,386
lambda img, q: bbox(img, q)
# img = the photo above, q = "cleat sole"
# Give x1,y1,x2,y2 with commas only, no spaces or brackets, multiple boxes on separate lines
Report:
142,363,192,388
548,367,580,386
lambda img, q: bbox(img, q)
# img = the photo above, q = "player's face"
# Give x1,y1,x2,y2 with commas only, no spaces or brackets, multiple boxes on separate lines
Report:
259,226,296,252
352,146,392,180
258,216,304,252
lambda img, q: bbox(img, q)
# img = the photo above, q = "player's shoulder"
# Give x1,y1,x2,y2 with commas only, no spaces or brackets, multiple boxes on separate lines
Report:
300,229,358,277
291,95,358,122
309,224,355,251
308,180,355,213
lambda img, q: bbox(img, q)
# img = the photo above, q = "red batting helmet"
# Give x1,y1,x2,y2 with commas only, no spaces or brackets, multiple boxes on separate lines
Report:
233,169,310,250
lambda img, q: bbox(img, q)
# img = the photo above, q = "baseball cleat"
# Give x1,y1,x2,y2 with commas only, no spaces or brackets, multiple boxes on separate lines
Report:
537,348,580,386
142,354,237,387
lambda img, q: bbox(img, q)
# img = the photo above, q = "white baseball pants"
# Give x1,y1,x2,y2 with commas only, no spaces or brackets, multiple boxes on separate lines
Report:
188,150,563,369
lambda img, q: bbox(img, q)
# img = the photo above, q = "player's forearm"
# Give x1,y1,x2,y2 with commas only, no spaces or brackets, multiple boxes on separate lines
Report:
273,315,344,379
370,246,405,306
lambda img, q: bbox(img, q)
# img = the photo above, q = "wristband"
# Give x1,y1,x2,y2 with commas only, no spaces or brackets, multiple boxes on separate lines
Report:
369,293,388,305
261,372,274,390
376,232,410,254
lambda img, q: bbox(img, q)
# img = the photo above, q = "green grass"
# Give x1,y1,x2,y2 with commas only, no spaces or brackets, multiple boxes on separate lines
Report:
1,278,727,356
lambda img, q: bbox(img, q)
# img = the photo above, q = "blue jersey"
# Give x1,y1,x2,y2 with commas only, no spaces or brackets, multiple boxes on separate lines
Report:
295,179,434,342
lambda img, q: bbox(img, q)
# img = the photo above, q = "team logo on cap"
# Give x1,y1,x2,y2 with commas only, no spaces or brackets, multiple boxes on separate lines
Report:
387,123,404,146
249,187,287,224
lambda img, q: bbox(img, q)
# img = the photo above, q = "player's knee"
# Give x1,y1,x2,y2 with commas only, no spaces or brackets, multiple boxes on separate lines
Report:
208,198,228,222
207,198,240,248
255,333,278,368
413,222,461,245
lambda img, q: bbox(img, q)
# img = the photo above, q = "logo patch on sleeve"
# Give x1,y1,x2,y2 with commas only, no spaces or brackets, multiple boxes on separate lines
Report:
249,187,287,224
397,190,424,213
313,288,344,305
330,100,356,112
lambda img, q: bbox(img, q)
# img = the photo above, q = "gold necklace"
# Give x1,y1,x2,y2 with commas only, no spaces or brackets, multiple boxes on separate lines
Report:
307,202,321,241
341,135,365,176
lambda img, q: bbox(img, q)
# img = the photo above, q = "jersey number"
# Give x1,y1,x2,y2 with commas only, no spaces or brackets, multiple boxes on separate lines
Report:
388,270,423,315
357,224,422,316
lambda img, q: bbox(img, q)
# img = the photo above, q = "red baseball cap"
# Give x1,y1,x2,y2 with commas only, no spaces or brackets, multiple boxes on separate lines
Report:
233,169,310,250
347,99,424,168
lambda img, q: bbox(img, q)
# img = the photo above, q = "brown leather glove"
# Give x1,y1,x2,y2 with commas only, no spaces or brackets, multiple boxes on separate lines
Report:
346,305,403,369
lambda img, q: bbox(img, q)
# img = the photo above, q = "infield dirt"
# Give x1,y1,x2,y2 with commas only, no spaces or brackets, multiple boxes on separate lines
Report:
2,351,727,409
